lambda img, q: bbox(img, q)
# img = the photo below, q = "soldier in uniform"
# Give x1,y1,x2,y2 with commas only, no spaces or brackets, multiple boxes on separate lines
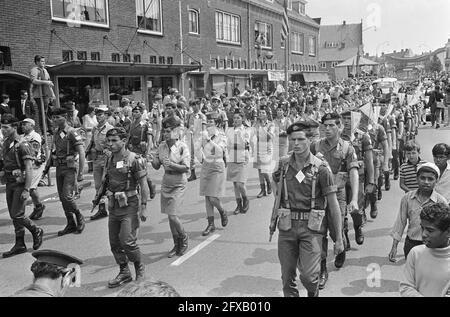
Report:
311,113,360,290
378,100,392,191
51,108,86,236
273,121,344,297
127,104,156,200
87,105,114,220
0,114,44,258
13,249,83,297
20,118,46,220
186,100,206,182
105,127,149,288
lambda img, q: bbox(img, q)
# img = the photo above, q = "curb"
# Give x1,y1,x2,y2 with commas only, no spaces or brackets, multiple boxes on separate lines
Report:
0,181,92,215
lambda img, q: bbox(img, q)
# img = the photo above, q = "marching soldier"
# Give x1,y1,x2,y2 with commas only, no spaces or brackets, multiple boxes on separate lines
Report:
105,127,149,288
311,113,360,290
272,121,344,297
20,118,46,220
127,104,156,200
87,105,114,220
51,108,86,236
0,114,44,257
186,100,206,182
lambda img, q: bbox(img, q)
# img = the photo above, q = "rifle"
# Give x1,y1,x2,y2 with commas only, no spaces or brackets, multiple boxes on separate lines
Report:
91,173,108,213
269,163,288,242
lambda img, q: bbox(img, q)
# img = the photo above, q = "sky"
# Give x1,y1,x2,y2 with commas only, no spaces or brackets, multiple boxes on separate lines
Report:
306,0,450,56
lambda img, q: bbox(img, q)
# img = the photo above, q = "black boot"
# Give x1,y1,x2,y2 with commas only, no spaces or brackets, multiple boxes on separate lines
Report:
2,233,27,258
177,233,189,256
350,210,364,245
334,250,346,268
384,171,391,191
241,196,249,213
266,181,272,195
257,184,266,198
307,284,319,297
74,210,85,234
91,203,108,221
148,180,156,200
369,191,378,219
108,264,133,288
168,235,180,258
58,213,77,236
202,217,216,236
187,169,197,182
29,204,46,220
319,259,328,290
134,262,145,282
343,218,351,251
234,198,243,215
32,227,44,250
88,162,93,173
218,208,228,227
377,176,383,200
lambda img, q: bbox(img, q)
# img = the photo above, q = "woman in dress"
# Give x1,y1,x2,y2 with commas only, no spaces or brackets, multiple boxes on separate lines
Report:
273,105,290,159
83,106,98,173
200,112,228,236
226,108,250,215
149,117,190,257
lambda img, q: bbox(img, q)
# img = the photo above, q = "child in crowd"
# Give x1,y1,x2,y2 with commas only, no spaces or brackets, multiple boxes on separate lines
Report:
399,140,426,193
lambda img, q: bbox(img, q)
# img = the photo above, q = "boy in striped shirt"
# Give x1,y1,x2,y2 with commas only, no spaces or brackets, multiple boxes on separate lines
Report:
400,140,426,192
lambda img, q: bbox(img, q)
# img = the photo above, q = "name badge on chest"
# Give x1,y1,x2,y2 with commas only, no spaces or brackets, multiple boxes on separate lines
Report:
60,132,66,139
116,161,124,168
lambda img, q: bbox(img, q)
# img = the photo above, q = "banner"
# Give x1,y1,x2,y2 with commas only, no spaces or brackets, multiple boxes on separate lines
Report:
398,93,405,105
350,111,362,142
268,71,286,82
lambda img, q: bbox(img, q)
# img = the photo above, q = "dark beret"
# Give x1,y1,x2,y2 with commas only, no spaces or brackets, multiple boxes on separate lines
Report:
162,117,181,129
321,112,341,123
304,119,319,129
50,107,68,116
286,121,310,135
0,114,19,125
341,110,352,117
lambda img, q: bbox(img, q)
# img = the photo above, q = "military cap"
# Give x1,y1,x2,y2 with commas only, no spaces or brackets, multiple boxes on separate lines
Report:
162,116,181,129
286,121,310,135
341,109,352,117
106,127,128,138
165,102,177,108
95,104,109,112
206,112,220,120
304,119,319,128
50,107,68,116
0,113,19,125
321,112,341,124
21,118,35,126
32,249,83,267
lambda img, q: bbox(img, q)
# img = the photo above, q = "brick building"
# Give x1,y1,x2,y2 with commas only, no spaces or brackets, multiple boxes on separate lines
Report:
0,0,323,112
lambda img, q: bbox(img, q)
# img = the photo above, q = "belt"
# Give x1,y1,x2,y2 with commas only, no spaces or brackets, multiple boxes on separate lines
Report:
56,158,67,165
165,170,183,175
106,190,138,198
290,208,310,220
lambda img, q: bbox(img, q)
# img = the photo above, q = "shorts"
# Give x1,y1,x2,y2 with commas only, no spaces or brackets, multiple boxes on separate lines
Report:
30,165,45,189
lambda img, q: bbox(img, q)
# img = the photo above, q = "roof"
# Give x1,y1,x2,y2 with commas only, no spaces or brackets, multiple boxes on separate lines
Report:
318,22,363,62
319,47,359,62
336,56,378,67
47,61,201,76
0,70,31,82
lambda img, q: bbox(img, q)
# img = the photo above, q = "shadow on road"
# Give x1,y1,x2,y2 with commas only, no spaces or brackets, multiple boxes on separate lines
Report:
209,275,281,297
340,278,400,296
244,248,278,265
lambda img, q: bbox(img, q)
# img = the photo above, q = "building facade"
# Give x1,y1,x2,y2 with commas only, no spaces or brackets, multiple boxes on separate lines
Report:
0,0,322,111
318,21,363,80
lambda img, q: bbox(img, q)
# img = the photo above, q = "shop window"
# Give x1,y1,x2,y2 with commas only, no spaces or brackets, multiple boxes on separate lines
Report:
109,76,143,107
136,0,163,35
134,54,141,63
150,55,157,64
51,0,108,27
91,52,100,61
167,57,173,64
159,56,165,64
57,77,103,110
112,53,120,62
62,50,74,62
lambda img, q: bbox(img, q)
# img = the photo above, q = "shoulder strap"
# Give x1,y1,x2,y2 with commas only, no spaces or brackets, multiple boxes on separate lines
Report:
310,165,319,210
14,141,23,170
281,163,290,208
342,140,350,157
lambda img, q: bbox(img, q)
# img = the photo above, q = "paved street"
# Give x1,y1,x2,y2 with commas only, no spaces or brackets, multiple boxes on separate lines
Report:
0,126,449,297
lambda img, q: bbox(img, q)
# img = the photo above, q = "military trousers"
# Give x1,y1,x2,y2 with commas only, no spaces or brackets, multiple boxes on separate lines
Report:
56,165,79,215
322,186,347,260
109,212,142,265
278,219,323,296
6,182,38,236
93,156,107,204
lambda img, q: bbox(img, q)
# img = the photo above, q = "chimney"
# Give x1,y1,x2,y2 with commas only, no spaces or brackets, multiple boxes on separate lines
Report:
343,20,346,25
394,50,397,53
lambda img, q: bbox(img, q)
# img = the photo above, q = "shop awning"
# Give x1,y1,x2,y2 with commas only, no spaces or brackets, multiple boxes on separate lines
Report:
0,70,31,82
209,68,269,76
47,61,202,76
301,72,330,82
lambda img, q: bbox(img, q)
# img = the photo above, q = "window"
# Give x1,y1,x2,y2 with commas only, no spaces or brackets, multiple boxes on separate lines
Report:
58,77,103,105
281,32,285,49
236,60,241,69
253,61,258,69
299,3,306,15
188,9,199,34
150,55,157,64
158,56,165,64
287,0,292,10
111,53,120,62
51,0,108,27
309,36,316,56
320,62,327,68
77,51,87,60
291,64,295,71
62,50,74,62
123,54,131,62
0,46,12,67
331,61,339,68
242,60,247,69
274,63,277,70
91,52,100,61
136,0,163,35
167,57,173,64
215,10,240,44
211,58,218,68
291,32,304,54
255,21,272,49
133,54,141,63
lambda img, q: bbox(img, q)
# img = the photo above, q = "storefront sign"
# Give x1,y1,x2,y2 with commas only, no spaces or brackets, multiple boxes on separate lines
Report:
268,71,286,82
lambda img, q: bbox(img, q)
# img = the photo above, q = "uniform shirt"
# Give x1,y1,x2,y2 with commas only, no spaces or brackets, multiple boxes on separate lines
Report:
107,150,147,193
435,161,450,202
202,129,227,163
226,125,250,163
273,153,337,210
399,159,426,191
128,119,150,150
92,122,114,152
390,190,448,242
154,140,190,171
368,124,387,149
341,131,373,161
12,283,55,297
21,131,42,164
311,138,359,174
2,135,34,172
54,126,83,158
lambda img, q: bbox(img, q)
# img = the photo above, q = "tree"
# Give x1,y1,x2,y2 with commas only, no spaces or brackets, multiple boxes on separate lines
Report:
426,55,442,73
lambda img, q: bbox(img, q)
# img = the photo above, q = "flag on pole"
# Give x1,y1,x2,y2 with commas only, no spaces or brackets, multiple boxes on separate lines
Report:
281,0,290,40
